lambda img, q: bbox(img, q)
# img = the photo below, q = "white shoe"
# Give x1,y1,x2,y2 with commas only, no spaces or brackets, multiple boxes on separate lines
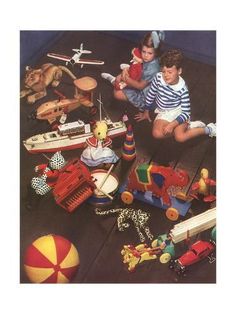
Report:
189,120,206,129
101,73,115,83
206,123,216,137
120,63,130,70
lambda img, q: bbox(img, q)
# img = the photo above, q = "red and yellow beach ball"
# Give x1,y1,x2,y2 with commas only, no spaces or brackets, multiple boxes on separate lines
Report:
24,234,80,283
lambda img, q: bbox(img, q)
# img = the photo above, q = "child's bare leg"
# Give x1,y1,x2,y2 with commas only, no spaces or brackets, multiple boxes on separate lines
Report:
174,123,205,142
152,119,171,139
113,89,128,101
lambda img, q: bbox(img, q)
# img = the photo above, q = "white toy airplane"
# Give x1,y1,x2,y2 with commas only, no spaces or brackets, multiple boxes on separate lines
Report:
47,43,104,67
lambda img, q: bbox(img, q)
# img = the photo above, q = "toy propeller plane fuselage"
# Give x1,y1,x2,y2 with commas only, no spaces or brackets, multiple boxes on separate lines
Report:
47,43,104,66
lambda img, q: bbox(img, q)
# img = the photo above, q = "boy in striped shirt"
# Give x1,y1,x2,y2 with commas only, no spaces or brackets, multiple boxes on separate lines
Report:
135,49,216,141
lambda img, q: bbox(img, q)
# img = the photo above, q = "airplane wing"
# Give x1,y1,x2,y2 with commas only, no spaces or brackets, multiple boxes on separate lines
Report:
76,58,104,65
47,53,71,62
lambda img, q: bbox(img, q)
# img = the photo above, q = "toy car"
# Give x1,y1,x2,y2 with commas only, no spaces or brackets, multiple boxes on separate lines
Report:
169,240,215,275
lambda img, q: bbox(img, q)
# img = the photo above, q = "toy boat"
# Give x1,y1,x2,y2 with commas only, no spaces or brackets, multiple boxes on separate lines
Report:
23,118,127,154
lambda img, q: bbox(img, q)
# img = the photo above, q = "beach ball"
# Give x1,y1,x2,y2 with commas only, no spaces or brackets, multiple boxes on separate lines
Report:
24,234,80,283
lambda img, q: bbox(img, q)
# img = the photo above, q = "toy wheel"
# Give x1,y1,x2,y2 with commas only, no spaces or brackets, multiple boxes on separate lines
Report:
166,207,179,221
89,105,98,116
169,260,175,269
151,239,158,248
121,191,134,204
177,268,185,276
159,253,171,264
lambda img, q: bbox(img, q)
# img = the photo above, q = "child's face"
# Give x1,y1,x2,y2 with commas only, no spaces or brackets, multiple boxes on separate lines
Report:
162,66,182,85
141,46,155,62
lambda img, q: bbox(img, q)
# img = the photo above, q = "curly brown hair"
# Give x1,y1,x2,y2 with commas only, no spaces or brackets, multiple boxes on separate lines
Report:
160,49,184,69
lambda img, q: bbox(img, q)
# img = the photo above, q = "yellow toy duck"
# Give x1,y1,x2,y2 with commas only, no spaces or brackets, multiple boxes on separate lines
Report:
191,168,216,202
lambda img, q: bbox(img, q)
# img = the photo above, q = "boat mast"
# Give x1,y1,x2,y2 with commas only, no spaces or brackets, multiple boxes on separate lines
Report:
96,93,111,121
99,93,102,122
97,93,102,122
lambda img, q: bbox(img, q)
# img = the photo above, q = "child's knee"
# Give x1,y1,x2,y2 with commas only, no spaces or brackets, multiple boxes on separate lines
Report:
152,128,165,139
113,90,126,101
174,132,186,143
113,89,119,99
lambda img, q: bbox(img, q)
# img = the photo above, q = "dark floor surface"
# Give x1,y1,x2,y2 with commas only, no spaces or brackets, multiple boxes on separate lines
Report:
20,31,216,283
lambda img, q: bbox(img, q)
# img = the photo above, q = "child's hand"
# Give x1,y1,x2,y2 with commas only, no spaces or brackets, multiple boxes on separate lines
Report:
134,110,152,122
121,68,129,81
116,74,122,83
163,121,178,135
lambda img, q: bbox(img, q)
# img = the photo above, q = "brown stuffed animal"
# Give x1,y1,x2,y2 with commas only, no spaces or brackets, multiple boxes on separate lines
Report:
20,63,76,104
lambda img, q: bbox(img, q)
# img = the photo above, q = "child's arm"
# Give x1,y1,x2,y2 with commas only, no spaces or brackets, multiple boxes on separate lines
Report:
122,69,148,90
125,77,149,90
175,88,191,124
144,75,159,110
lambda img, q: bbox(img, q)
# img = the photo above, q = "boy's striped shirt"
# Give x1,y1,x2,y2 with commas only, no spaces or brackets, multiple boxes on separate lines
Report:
144,72,191,124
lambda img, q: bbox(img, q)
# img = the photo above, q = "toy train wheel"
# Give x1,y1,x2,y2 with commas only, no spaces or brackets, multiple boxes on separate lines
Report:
89,105,98,116
166,207,179,221
121,191,134,204
159,253,171,264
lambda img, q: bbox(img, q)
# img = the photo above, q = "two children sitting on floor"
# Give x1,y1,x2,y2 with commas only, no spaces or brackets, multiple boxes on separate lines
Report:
102,34,216,141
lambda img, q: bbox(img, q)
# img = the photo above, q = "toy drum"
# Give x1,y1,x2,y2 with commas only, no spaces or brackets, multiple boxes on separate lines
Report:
89,169,119,205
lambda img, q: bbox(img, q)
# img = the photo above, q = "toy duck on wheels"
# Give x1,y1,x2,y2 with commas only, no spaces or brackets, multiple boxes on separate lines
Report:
191,168,216,202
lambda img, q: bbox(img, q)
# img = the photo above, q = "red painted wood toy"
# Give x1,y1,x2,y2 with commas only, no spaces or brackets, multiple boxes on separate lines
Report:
191,168,216,202
122,163,189,206
169,240,215,275
53,158,96,212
